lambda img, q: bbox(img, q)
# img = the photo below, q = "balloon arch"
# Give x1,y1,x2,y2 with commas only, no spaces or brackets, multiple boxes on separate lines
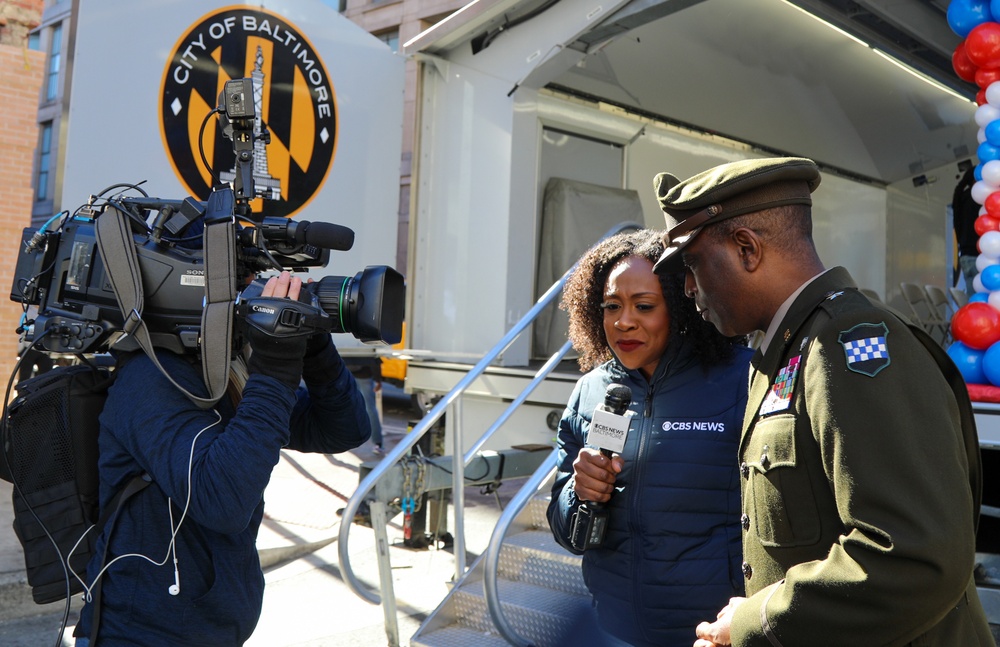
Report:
945,0,1000,386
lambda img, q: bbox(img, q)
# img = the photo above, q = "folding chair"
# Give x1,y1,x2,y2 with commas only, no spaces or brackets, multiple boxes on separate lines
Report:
923,284,953,345
949,286,969,309
899,282,949,346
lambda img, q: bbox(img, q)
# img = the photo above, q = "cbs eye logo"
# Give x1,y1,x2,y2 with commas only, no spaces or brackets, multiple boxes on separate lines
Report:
159,6,337,218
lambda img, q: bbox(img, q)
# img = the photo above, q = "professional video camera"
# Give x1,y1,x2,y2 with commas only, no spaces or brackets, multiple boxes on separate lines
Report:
9,78,404,358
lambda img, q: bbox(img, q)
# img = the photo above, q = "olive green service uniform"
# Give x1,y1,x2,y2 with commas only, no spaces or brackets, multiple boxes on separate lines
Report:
650,157,994,646
729,267,992,647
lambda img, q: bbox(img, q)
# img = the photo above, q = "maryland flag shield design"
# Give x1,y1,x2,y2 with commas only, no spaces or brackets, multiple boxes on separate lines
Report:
160,6,337,218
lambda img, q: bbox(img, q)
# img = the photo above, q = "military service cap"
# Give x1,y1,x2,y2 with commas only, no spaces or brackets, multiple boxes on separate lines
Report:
652,157,821,273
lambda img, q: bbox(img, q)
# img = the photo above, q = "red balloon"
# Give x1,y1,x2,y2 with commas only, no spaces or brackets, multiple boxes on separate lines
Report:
967,22,1000,68
977,66,1000,88
986,191,1000,216
952,303,1000,350
955,41,979,83
976,213,1000,236
979,87,990,105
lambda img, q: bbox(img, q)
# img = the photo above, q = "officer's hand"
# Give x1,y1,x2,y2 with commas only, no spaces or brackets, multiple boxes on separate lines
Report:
572,448,623,503
693,597,744,647
246,271,308,389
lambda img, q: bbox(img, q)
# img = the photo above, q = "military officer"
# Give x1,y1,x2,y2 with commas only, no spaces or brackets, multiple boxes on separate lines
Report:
650,157,993,647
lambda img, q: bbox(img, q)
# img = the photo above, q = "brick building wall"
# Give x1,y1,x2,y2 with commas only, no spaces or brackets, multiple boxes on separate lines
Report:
0,45,46,381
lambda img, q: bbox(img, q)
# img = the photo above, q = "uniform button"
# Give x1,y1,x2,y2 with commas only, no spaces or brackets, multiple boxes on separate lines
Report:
740,462,749,478
742,561,753,579
741,513,750,530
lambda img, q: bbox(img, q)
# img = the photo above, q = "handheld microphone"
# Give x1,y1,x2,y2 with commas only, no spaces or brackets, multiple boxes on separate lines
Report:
592,383,632,456
570,383,632,551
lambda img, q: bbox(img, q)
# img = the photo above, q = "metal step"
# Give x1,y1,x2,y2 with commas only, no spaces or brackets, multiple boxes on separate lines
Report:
409,624,513,647
443,577,591,646
410,482,591,647
497,529,588,597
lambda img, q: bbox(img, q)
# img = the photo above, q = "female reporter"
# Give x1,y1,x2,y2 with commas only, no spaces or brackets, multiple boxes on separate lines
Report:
547,229,752,647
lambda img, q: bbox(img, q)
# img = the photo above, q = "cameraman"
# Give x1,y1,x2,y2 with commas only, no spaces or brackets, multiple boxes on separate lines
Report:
74,270,370,646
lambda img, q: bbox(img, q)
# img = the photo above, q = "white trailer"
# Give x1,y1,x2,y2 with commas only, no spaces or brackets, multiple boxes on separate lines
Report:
400,0,977,458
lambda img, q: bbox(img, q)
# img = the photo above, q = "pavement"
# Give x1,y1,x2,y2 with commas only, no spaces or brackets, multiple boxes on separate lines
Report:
0,385,515,646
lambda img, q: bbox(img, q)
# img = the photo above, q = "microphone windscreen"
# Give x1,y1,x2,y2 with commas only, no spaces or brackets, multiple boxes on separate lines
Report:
302,222,355,251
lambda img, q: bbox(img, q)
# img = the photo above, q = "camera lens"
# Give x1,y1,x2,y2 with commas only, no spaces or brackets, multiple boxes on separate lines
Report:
308,267,404,344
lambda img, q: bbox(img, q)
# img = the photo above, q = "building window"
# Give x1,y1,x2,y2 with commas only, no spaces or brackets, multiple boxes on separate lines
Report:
36,122,53,202
375,30,398,53
28,32,40,51
46,23,62,102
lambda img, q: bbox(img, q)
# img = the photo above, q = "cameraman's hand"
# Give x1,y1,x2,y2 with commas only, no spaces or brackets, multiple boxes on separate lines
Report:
246,272,308,389
572,448,623,503
261,271,301,300
299,279,333,358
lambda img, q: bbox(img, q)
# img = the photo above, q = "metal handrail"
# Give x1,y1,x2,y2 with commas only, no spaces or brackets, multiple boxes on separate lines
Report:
484,450,560,647
336,220,641,611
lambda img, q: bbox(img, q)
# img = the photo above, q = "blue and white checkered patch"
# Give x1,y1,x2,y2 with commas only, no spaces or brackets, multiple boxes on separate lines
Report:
838,322,891,377
843,337,887,363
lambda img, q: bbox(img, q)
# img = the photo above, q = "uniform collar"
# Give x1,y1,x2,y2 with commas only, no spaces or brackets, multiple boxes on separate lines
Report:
758,266,857,370
759,269,829,356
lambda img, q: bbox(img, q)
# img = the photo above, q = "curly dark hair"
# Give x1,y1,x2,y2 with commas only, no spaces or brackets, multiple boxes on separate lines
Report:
560,228,745,372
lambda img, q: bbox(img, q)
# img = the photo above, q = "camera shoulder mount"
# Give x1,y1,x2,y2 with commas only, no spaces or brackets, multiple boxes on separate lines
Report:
96,188,236,408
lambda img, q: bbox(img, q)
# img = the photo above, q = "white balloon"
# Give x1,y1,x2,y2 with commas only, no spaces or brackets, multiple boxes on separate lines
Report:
985,161,1000,187
988,81,1000,106
978,254,999,272
978,103,1000,127
980,127,989,144
973,181,996,204
982,230,1000,257
983,206,990,216
989,291,1000,312
975,273,988,293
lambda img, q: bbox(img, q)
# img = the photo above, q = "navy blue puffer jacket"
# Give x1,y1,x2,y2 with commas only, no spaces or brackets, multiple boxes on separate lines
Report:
548,341,752,647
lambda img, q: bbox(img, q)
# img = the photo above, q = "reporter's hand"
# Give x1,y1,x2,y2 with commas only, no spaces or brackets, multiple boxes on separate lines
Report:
572,448,623,503
693,597,744,647
245,272,308,389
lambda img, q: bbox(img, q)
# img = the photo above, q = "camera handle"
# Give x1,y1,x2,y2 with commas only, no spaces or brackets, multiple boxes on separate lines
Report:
95,189,237,409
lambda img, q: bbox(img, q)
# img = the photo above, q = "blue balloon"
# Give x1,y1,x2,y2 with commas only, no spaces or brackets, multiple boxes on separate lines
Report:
977,162,985,182
980,141,1000,163
982,340,1000,385
972,291,991,303
982,264,1000,291
987,120,1000,147
949,341,988,384
950,0,992,37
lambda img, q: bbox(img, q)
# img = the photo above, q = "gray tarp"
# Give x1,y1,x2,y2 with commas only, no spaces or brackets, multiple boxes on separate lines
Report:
533,177,645,360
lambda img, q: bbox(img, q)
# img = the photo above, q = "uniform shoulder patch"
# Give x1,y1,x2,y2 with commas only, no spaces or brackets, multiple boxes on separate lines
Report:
838,322,890,377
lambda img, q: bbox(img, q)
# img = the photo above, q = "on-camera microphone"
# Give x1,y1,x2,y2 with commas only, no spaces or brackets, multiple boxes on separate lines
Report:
257,217,355,251
570,383,633,551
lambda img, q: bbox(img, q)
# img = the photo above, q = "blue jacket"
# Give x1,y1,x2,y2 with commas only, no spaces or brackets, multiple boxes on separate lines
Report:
76,341,370,646
547,341,752,647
